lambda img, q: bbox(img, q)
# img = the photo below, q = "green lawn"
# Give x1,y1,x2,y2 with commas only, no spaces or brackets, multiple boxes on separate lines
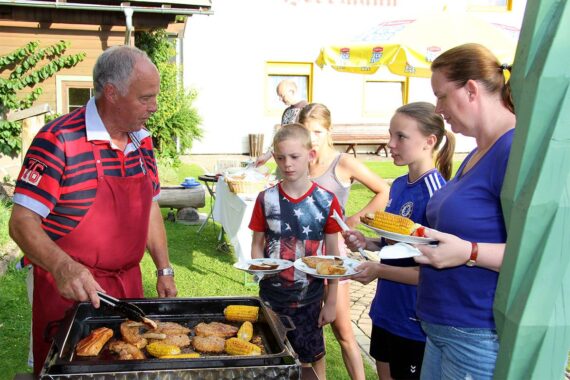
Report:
0,159,469,380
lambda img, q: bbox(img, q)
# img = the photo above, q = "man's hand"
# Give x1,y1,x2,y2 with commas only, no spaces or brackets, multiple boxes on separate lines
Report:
52,257,105,307
157,275,177,297
255,150,273,167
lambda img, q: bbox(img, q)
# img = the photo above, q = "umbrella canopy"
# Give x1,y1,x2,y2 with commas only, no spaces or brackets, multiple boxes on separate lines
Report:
316,12,519,77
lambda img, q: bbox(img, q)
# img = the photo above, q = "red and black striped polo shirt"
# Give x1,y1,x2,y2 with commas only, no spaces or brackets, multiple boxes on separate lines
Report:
13,105,160,241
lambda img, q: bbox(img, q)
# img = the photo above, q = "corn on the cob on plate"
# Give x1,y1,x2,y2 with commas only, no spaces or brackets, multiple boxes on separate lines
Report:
225,337,262,356
224,305,259,322
362,211,416,235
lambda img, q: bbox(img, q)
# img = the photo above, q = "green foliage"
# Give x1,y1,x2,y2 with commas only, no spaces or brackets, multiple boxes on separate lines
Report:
0,40,85,157
0,199,12,249
136,29,202,166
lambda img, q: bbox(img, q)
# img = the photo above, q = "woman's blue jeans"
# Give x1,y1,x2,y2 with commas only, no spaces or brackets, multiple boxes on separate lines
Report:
420,321,499,380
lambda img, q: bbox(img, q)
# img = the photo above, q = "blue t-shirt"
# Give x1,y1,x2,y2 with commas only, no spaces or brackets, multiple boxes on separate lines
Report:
417,129,514,328
370,169,445,342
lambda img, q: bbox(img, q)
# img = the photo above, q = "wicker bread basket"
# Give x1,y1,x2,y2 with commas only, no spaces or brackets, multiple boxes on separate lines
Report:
225,178,267,194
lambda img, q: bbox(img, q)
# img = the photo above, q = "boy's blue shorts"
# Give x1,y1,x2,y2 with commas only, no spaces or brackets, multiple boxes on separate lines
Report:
272,301,325,364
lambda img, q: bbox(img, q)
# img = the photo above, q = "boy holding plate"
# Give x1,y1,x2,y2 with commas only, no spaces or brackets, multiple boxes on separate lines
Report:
249,123,343,379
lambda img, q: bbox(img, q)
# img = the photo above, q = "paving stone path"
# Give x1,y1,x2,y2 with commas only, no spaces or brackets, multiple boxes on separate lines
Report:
349,278,376,364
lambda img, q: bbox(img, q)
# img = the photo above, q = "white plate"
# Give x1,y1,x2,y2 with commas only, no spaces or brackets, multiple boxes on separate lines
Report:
362,223,438,245
233,258,293,275
293,257,363,279
378,243,423,259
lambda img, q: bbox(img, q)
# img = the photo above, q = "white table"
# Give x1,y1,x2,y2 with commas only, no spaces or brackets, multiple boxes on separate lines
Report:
212,178,256,263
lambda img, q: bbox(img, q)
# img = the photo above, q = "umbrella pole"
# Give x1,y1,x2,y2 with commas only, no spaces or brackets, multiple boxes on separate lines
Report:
404,77,410,104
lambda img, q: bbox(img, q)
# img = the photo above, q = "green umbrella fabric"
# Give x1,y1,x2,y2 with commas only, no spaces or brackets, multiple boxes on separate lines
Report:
494,0,570,378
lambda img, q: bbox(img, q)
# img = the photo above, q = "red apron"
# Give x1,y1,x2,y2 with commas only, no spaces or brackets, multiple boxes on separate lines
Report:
32,141,153,376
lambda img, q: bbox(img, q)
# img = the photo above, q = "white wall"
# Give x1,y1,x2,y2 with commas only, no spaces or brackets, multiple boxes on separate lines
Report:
183,0,526,154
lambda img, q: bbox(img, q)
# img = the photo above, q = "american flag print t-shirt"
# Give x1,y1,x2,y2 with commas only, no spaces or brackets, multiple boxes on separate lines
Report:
249,182,343,308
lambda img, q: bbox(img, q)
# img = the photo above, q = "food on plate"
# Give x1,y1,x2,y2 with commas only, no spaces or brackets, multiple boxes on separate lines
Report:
224,305,259,322
108,340,146,360
146,341,182,358
192,335,226,353
120,320,148,349
301,256,343,269
194,321,239,338
225,337,262,356
248,261,280,271
149,333,191,348
362,211,424,236
411,225,427,237
316,261,347,276
75,326,113,356
237,321,254,342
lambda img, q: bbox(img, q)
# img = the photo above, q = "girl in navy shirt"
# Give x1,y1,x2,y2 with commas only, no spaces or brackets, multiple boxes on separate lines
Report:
345,102,455,379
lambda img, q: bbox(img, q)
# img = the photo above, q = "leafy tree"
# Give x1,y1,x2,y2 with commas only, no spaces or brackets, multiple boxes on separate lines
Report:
0,41,85,156
136,29,202,166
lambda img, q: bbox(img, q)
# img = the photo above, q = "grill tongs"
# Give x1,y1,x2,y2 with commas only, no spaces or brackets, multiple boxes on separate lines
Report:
97,291,157,329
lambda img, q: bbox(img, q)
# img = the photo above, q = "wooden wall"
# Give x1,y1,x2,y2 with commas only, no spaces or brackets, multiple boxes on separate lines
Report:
0,21,125,112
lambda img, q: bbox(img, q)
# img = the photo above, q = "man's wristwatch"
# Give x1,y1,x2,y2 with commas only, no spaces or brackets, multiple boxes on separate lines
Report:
465,242,478,267
156,267,175,277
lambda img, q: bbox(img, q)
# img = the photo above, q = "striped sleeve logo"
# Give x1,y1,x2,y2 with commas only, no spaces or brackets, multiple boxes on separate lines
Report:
21,158,47,186
424,172,443,197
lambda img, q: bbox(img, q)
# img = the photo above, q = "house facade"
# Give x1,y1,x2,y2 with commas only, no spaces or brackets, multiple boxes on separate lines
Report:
182,0,526,155
0,0,212,178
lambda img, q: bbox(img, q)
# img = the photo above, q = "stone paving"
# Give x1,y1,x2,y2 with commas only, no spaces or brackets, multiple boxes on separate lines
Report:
348,274,376,364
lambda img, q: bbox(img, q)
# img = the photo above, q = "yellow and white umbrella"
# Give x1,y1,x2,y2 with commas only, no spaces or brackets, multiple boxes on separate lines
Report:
316,12,519,77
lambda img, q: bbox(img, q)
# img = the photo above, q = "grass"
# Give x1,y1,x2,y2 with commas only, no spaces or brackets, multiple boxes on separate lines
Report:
0,199,12,250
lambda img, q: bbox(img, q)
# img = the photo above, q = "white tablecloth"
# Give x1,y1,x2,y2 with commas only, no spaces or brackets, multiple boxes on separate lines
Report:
212,178,256,263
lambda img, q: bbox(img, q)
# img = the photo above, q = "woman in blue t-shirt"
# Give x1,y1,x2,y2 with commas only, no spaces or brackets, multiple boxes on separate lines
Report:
412,43,516,380
344,101,455,380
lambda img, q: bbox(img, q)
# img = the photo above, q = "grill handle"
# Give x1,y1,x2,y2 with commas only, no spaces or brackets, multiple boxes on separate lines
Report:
278,315,295,331
264,307,296,343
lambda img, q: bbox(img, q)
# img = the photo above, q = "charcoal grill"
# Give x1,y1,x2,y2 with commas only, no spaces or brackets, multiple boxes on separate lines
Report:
40,296,301,379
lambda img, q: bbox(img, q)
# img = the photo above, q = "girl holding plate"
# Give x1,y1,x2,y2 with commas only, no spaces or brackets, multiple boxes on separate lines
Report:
344,101,454,380
298,102,390,380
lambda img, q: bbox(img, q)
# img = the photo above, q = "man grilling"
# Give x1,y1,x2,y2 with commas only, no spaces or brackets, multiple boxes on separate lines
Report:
9,45,177,376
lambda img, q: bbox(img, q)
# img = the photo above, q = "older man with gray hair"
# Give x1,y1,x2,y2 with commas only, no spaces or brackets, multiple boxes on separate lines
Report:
9,45,177,375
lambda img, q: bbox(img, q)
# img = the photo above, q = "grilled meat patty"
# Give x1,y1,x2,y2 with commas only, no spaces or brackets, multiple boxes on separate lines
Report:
192,335,226,353
194,322,238,338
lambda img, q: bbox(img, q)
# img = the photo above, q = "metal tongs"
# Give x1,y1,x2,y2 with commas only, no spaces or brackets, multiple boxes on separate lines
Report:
332,211,371,261
97,291,157,329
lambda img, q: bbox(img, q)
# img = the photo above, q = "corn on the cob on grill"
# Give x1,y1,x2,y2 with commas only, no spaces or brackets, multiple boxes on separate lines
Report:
225,337,262,356
237,321,253,342
160,353,201,359
146,342,182,358
364,211,416,235
224,305,259,322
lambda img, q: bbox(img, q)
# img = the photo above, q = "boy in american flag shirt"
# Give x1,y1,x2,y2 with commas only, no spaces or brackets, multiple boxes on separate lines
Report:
249,123,343,379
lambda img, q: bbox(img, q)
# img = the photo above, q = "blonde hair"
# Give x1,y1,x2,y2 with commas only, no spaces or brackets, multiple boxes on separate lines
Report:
273,123,312,150
395,102,456,180
298,103,334,147
431,43,514,114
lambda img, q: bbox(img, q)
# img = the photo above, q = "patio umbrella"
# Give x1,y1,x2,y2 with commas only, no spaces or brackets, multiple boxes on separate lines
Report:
316,11,519,77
